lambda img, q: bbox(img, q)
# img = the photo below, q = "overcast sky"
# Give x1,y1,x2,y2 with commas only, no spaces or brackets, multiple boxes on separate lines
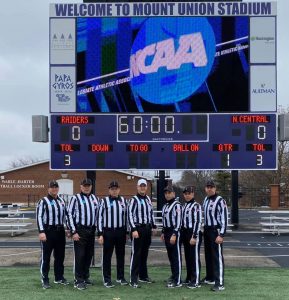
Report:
0,0,288,173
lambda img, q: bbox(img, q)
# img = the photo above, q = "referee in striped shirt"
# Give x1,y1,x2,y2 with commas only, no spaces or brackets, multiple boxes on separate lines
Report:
97,181,128,288
128,178,157,288
161,185,182,288
181,186,202,289
67,178,99,290
36,180,69,289
202,180,228,292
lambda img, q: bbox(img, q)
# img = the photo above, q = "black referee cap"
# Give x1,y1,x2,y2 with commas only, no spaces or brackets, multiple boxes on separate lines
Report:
206,180,216,187
164,185,174,193
48,180,59,188
183,186,195,193
109,181,119,188
81,178,92,186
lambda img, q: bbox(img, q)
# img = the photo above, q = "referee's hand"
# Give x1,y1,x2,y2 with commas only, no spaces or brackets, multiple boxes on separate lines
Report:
132,231,139,239
72,233,80,241
215,236,224,244
39,233,47,242
98,236,104,245
170,234,176,245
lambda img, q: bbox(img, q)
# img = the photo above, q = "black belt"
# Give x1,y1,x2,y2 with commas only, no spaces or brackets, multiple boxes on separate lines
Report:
204,225,220,230
103,227,126,231
163,227,175,232
44,225,64,231
76,224,96,230
135,224,151,228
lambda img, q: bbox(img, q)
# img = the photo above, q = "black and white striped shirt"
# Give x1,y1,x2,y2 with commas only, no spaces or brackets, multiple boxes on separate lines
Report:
128,194,156,231
98,196,127,235
182,200,202,238
162,199,182,234
36,194,66,233
203,194,228,236
67,192,99,233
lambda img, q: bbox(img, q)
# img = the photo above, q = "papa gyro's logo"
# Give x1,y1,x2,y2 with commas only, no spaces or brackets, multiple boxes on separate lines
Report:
130,18,216,105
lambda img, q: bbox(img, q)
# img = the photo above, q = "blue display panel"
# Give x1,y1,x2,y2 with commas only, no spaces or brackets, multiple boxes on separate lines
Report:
50,113,277,170
76,16,249,113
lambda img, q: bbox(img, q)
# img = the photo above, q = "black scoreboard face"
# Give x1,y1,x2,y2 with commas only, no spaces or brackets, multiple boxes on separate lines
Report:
50,113,277,170
49,3,277,170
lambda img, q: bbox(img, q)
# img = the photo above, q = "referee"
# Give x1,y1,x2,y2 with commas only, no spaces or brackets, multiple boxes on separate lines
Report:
161,185,182,288
97,181,128,288
202,180,228,292
181,186,202,289
36,180,69,289
128,178,157,288
67,178,99,290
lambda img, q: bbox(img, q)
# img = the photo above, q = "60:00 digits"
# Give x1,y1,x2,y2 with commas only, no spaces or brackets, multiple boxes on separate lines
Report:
118,115,175,134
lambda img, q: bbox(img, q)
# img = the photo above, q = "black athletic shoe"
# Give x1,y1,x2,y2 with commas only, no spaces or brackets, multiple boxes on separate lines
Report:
104,281,115,288
54,278,69,285
200,278,215,285
129,282,140,288
74,282,86,290
85,279,93,285
182,279,191,285
139,277,154,283
42,280,51,289
211,285,225,291
116,278,129,285
187,283,201,289
167,282,182,288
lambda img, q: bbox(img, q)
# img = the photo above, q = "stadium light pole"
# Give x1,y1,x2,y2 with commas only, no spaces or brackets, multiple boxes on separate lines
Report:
231,170,239,228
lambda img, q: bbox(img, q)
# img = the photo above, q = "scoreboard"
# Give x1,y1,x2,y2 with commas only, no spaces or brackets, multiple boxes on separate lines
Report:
49,2,277,170
50,113,277,170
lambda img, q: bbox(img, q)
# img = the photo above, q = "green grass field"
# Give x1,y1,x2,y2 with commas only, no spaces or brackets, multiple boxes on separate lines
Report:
0,267,288,300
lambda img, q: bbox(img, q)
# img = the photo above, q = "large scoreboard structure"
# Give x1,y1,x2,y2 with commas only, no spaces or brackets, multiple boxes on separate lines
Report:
49,1,277,170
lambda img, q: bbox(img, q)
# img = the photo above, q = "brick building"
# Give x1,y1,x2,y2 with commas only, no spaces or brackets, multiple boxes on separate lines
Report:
0,161,152,206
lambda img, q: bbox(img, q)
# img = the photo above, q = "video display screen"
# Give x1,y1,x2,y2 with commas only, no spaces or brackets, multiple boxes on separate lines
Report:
76,16,249,113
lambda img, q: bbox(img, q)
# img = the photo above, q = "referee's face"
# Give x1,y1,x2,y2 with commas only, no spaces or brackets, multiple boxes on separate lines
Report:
137,184,147,195
48,186,59,198
205,186,216,196
80,184,92,195
183,192,194,202
164,191,175,201
109,187,120,197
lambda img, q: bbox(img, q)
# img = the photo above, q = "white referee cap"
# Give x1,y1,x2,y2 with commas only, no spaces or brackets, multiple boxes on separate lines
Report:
137,179,147,186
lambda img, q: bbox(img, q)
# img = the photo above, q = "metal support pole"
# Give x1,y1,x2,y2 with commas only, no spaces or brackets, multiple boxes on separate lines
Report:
86,171,97,266
231,170,239,228
156,170,167,212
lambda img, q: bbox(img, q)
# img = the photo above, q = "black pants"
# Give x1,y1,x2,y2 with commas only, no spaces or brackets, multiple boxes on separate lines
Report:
102,228,126,283
181,229,202,285
40,227,65,281
74,227,96,283
164,230,181,285
130,225,152,283
204,228,224,286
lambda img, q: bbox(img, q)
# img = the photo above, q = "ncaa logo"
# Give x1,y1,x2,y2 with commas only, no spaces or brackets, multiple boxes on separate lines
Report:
130,17,216,105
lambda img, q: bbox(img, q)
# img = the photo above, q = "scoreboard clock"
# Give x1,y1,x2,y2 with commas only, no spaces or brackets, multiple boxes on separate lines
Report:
50,113,277,170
